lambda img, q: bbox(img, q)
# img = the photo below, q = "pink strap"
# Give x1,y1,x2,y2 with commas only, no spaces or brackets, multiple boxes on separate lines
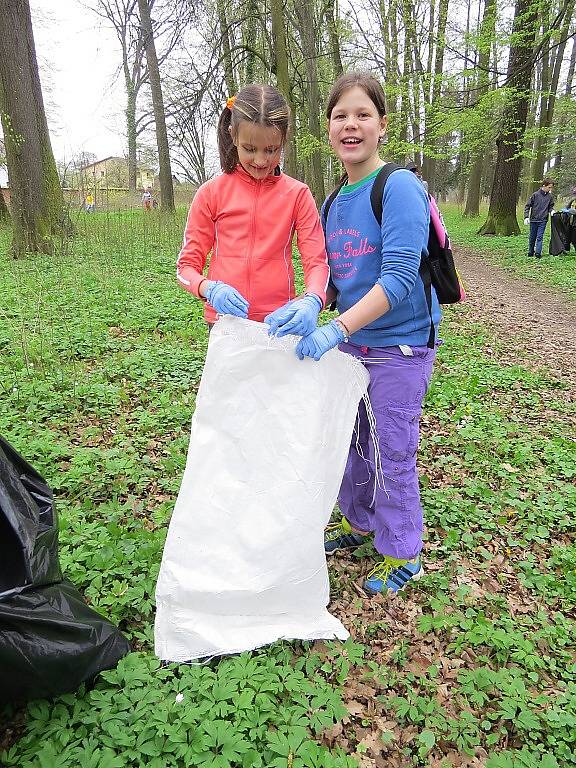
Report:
429,195,447,246
429,196,467,302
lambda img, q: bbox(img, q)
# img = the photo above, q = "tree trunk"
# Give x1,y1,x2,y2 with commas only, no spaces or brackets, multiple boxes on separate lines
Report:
422,0,449,192
325,0,343,78
553,35,576,172
0,189,10,221
138,0,175,212
216,0,236,95
396,10,411,161
0,0,72,257
464,0,496,217
243,0,259,82
270,0,297,177
402,0,423,157
530,6,573,190
125,68,138,191
294,1,325,203
478,0,539,236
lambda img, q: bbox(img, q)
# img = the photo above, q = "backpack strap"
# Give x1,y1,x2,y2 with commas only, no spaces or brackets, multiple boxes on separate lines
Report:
370,162,435,350
369,163,403,225
321,178,347,231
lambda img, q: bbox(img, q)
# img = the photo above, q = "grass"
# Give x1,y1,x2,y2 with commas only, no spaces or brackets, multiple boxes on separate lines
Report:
1,208,575,767
442,203,576,296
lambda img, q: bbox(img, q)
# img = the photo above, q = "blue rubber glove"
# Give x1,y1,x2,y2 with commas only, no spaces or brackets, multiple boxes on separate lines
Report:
204,280,249,318
295,320,345,361
265,294,322,337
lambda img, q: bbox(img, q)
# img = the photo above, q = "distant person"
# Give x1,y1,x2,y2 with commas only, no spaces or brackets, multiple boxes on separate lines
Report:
523,179,555,258
84,193,95,213
152,198,158,210
142,189,152,211
406,161,429,192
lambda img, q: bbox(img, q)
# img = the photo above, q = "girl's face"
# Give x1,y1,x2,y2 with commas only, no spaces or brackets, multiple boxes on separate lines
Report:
328,86,387,169
231,122,283,180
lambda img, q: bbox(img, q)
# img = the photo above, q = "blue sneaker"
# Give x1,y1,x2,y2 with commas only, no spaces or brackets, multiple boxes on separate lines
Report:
324,517,367,555
364,556,423,595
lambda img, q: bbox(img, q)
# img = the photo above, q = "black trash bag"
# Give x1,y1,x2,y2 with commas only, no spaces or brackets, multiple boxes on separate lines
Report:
0,581,131,705
549,212,570,256
0,437,130,705
0,436,61,598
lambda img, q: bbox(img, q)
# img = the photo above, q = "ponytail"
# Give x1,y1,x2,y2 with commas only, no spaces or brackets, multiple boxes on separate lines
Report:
217,106,239,174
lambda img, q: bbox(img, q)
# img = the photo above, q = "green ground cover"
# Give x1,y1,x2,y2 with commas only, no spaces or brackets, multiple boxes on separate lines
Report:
442,204,576,296
1,210,575,767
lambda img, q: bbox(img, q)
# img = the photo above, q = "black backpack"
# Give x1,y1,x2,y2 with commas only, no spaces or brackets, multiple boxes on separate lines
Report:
322,163,463,348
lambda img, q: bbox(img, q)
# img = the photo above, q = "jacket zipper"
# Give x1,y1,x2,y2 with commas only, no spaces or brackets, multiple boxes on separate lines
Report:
248,180,262,303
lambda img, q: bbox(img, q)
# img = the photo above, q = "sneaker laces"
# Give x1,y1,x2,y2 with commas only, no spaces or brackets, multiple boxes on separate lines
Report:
366,556,410,583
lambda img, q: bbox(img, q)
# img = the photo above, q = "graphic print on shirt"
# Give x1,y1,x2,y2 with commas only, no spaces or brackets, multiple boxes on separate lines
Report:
327,227,377,280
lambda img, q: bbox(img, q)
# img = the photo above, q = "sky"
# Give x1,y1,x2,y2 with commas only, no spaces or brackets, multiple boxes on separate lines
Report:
30,0,127,163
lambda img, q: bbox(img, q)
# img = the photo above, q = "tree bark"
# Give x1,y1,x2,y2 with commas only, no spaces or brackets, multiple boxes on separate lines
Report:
294,1,325,203
138,0,175,212
464,0,496,217
270,0,297,177
243,0,259,82
216,0,236,96
422,0,449,192
478,0,539,236
125,75,138,191
553,35,576,172
325,0,343,78
0,0,72,257
529,6,573,190
0,188,10,221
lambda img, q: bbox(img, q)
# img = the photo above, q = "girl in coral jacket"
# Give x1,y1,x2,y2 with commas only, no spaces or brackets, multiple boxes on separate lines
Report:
176,84,329,336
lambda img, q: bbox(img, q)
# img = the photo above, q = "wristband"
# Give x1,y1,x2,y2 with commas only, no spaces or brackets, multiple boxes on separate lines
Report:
333,318,350,342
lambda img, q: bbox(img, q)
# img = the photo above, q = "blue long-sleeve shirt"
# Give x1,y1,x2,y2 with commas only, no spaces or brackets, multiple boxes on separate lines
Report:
323,168,441,348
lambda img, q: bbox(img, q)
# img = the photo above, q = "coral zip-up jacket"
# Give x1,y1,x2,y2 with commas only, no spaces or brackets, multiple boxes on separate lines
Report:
176,165,329,323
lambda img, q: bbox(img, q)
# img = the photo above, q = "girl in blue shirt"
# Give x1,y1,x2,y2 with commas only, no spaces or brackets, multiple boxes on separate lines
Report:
269,72,440,595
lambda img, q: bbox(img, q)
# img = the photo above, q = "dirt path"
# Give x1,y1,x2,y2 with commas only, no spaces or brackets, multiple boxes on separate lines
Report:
454,246,576,380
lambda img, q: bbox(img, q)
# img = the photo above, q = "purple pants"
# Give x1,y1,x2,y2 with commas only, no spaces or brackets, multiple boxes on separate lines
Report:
338,342,436,560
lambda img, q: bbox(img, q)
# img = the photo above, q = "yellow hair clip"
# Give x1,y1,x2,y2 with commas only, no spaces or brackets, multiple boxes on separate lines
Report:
226,96,236,110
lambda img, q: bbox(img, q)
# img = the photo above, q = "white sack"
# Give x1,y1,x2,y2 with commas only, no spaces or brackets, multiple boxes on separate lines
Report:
154,317,369,661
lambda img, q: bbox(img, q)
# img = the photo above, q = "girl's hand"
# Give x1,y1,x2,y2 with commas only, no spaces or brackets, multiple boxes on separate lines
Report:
265,294,322,337
295,320,345,361
205,281,249,317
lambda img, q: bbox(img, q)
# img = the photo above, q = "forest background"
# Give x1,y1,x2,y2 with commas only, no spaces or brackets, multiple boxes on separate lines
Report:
0,0,575,256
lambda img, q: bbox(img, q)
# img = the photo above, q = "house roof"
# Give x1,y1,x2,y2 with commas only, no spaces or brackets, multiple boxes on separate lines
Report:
80,157,154,173
80,156,122,170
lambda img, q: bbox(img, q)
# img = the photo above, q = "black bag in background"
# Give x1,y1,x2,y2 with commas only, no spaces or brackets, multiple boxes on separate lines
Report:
0,436,130,705
0,437,61,599
549,211,576,256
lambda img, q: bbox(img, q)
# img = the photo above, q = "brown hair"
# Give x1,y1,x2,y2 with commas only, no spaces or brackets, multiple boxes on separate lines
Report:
325,72,387,121
542,178,554,187
217,84,290,173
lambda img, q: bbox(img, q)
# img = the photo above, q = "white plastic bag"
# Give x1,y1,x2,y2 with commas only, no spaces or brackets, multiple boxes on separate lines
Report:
154,317,369,661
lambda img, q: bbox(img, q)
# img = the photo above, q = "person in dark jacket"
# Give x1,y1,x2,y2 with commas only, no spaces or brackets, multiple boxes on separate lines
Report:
523,179,555,258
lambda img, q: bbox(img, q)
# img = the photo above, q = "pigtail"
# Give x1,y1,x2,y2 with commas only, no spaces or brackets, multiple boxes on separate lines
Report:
217,105,239,174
